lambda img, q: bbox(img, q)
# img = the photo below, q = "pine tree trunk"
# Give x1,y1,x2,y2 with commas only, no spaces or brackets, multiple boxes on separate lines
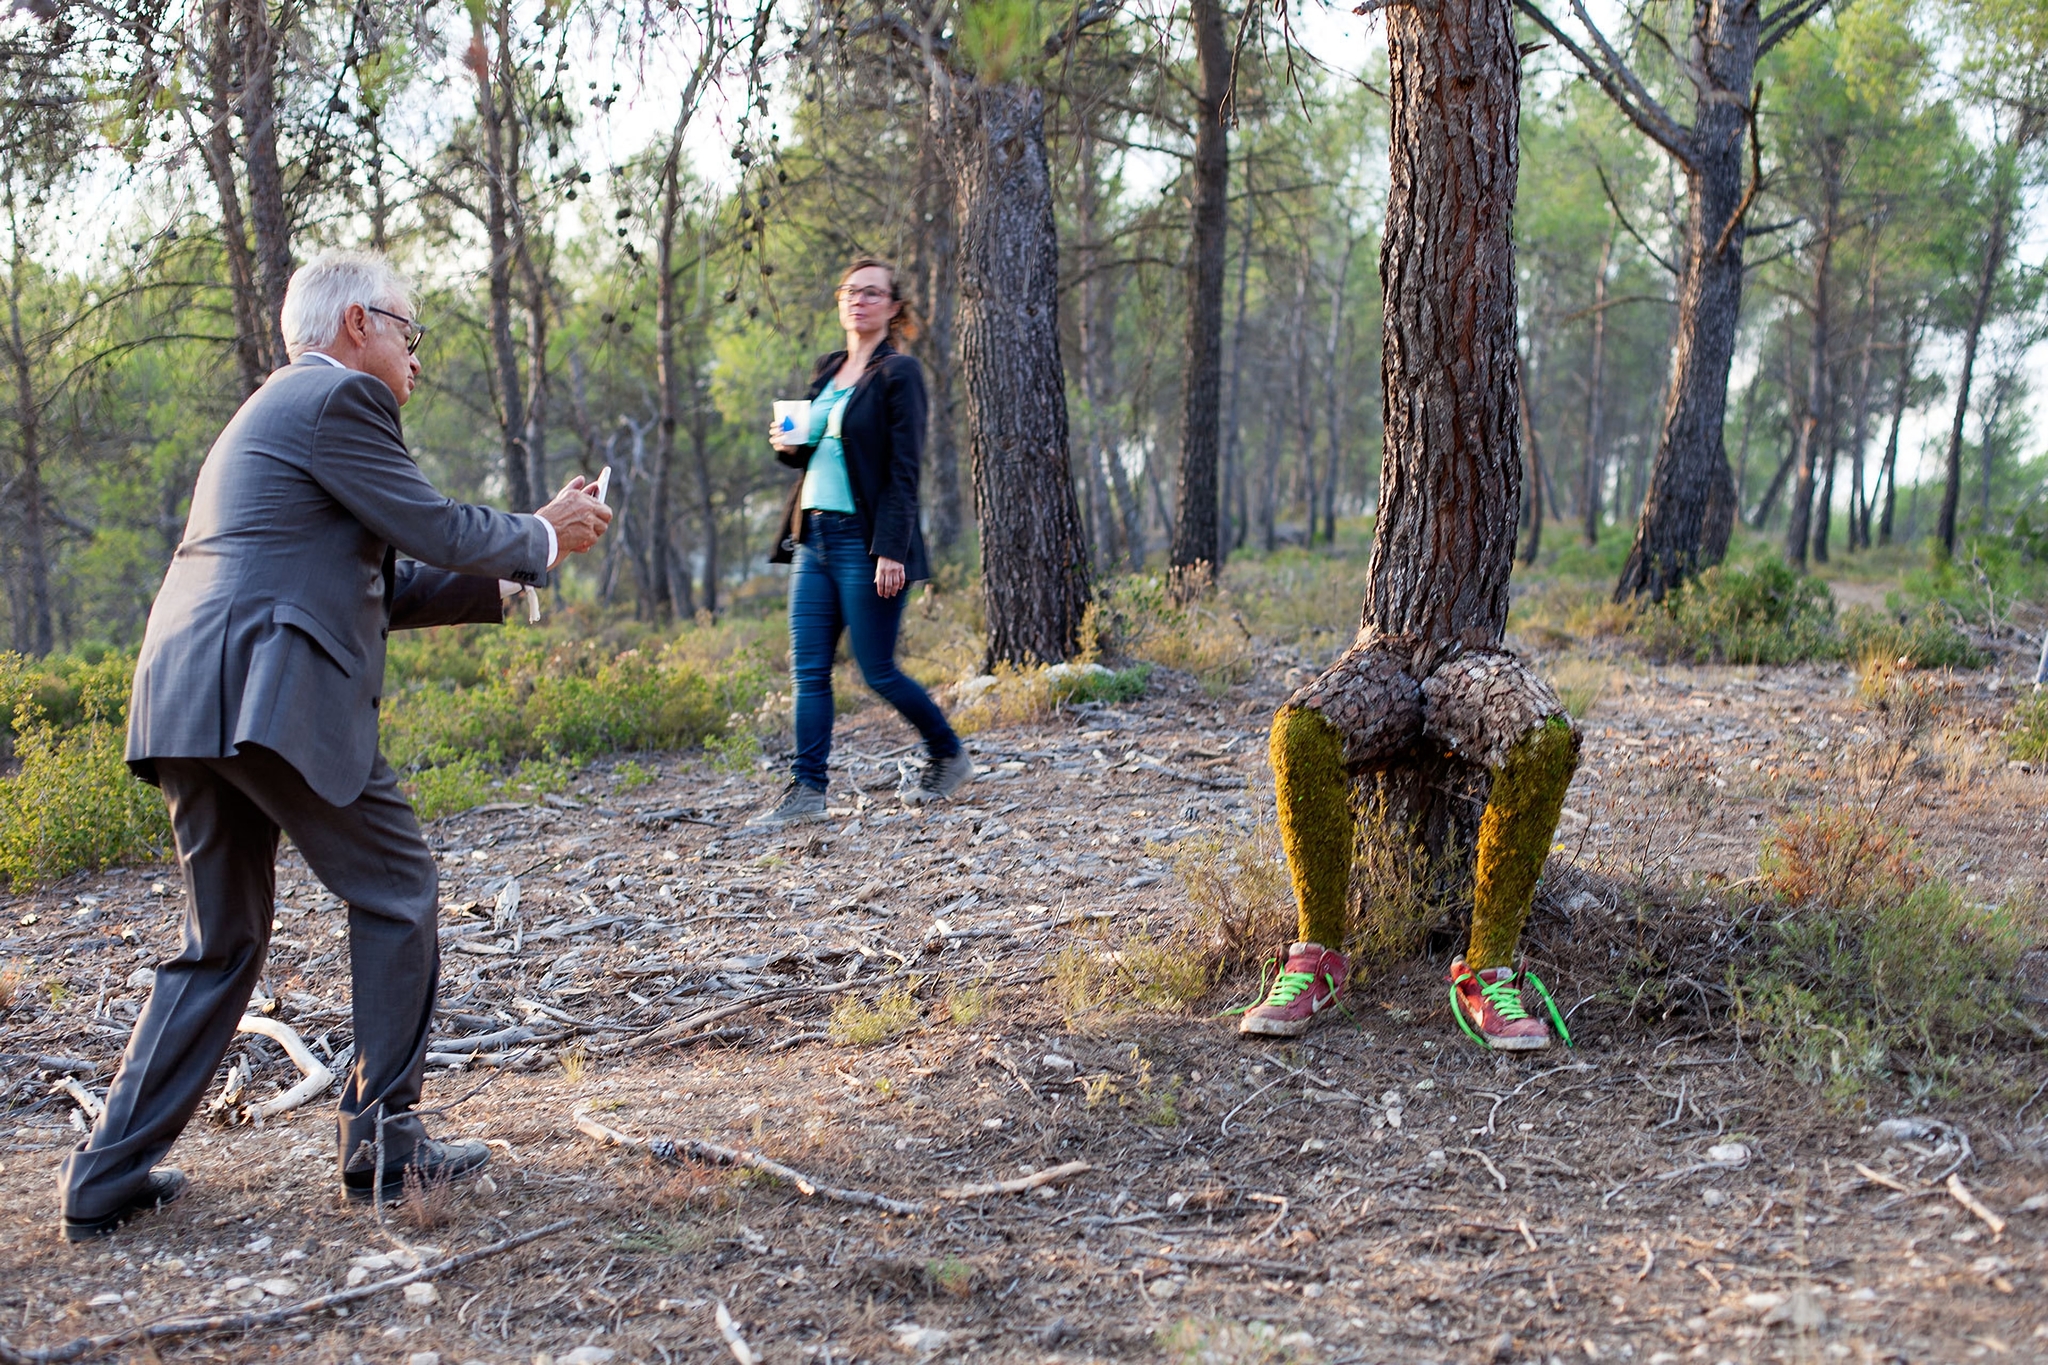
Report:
1519,339,1544,566
199,3,267,396
1611,0,1758,601
471,5,532,513
522,268,549,507
917,130,965,554
1580,226,1612,546
938,79,1088,666
1785,178,1836,569
1939,172,2016,557
236,0,291,370
1220,169,1255,564
6,242,51,656
1169,0,1230,579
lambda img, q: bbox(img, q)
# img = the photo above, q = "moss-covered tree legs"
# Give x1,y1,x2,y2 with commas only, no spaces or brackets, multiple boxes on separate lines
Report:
1466,715,1580,968
1268,640,1580,970
1270,705,1354,950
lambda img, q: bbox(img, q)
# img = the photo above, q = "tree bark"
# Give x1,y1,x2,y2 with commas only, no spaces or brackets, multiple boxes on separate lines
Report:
469,3,532,512
1169,0,1230,581
937,79,1088,666
1320,237,1358,544
197,1,267,396
1519,337,1544,565
1220,165,1255,563
1939,117,2038,556
1784,159,1838,569
1368,0,1522,667
236,0,291,371
1580,224,1613,546
916,123,965,554
1075,120,1121,573
5,229,51,656
1877,320,1913,545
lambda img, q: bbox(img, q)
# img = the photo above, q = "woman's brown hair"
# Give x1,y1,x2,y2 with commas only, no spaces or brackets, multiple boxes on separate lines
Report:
839,255,924,345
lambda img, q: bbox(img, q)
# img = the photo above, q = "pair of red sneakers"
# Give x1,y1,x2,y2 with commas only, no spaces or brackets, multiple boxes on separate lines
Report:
1236,942,1564,1049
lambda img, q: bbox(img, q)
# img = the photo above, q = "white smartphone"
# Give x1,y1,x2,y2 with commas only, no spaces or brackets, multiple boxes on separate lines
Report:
593,466,612,503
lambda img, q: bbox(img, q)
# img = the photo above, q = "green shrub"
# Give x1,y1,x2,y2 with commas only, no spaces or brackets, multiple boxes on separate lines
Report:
1637,558,1839,664
0,652,170,888
1739,805,2036,1103
1840,604,1989,670
406,754,497,821
2004,690,2048,763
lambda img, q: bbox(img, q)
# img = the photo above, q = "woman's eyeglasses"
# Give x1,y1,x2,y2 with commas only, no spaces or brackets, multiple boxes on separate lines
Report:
368,305,426,355
835,285,891,305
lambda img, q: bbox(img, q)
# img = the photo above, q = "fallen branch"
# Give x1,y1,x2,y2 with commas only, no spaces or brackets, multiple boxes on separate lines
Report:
50,1077,102,1122
235,1016,334,1120
714,1301,759,1365
938,1160,1093,1201
0,1055,95,1076
0,1219,577,1365
1946,1174,2006,1240
1852,1162,1913,1194
1457,1147,1508,1192
573,1107,928,1215
634,970,912,1049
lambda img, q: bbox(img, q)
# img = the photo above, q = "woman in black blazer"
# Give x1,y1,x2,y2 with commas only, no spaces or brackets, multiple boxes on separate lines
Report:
751,257,970,827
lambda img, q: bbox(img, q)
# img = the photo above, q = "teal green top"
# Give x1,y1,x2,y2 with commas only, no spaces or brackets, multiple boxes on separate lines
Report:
799,382,857,514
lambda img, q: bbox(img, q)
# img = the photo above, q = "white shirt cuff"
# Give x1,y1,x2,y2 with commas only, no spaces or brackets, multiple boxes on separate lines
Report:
535,515,559,569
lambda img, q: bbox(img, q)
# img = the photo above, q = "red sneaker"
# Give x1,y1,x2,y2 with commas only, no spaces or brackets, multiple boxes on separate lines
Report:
1448,958,1554,1050
1238,942,1348,1038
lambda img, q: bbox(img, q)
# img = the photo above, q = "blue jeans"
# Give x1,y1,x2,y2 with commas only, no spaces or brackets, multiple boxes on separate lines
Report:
788,511,959,791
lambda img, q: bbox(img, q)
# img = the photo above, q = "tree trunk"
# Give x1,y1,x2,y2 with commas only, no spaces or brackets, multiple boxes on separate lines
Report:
1784,163,1837,569
1845,265,1880,552
521,268,549,508
1075,121,1120,573
1220,166,1255,563
687,337,717,618
650,100,689,624
198,2,267,395
236,0,291,370
5,233,51,656
1610,0,1759,601
470,5,532,512
1939,123,2034,556
1876,320,1912,545
1169,0,1230,580
1519,337,1544,565
1320,237,1357,545
937,79,1088,666
1580,224,1613,545
917,127,965,554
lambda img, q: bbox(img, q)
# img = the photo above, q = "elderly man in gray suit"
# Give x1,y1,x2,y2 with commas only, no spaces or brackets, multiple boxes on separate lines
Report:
59,251,612,1241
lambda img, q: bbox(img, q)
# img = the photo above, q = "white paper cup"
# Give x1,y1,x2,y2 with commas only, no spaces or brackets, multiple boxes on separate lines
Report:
772,399,811,442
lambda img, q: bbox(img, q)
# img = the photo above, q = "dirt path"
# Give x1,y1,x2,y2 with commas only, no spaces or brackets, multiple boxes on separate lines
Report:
0,661,2043,1365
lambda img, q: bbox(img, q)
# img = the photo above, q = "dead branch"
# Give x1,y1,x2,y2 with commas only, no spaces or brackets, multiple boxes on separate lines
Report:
634,970,912,1049
0,1219,578,1365
938,1160,1092,1200
235,1015,334,1120
573,1106,929,1215
1946,1175,2006,1240
714,1301,759,1365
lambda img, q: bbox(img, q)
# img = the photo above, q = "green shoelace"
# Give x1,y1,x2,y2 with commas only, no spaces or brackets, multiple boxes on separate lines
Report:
1450,967,1574,1049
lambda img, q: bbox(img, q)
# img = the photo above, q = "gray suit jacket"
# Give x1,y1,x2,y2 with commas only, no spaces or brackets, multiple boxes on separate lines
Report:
127,358,550,807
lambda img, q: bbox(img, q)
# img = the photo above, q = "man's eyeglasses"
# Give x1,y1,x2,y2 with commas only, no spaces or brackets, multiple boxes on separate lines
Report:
835,285,891,305
367,305,426,355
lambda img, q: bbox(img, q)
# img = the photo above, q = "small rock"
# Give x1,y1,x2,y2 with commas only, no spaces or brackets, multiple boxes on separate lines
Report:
407,1354,441,1365
88,1292,123,1308
1760,1287,1826,1331
226,1285,264,1308
1299,1282,1323,1299
403,1282,440,1307
125,967,155,990
1741,1291,1786,1317
1300,1137,1328,1154
560,1349,614,1365
1701,1188,1728,1208
221,1276,252,1292
1875,1117,1938,1141
345,1267,371,1288
1276,1331,1316,1352
2016,1192,2048,1214
1041,1054,1075,1071
1148,1278,1180,1301
1706,1143,1749,1166
350,1253,394,1271
891,1323,952,1354
1485,1330,1515,1361
243,1235,273,1254
256,1279,296,1298
1413,1078,1436,1091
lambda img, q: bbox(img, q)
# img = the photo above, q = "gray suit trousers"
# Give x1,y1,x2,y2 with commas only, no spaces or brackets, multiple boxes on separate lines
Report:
60,745,441,1220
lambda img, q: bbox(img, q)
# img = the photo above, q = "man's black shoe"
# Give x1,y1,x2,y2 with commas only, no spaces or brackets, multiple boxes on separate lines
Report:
63,1168,187,1243
343,1137,490,1203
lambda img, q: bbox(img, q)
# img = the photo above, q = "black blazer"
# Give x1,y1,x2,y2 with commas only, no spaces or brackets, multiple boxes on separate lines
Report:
770,339,931,583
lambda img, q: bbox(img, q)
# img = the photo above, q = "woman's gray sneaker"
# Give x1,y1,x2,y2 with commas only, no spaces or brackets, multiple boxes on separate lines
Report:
902,750,975,805
749,781,829,827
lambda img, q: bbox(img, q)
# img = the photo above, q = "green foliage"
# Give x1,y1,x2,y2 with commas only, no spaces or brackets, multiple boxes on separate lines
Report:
1638,558,1840,664
1740,806,2036,1103
1839,604,1989,670
954,0,1051,82
2003,690,2048,763
829,981,923,1045
0,652,170,889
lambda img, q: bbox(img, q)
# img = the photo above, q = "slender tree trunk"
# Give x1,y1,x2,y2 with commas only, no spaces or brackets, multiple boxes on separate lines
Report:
1220,166,1255,563
938,79,1088,666
1845,265,1880,552
1580,225,1613,545
1169,0,1230,581
1610,0,1759,600
6,235,51,656
918,128,965,553
1257,385,1283,553
521,268,549,507
1520,335,1544,565
1939,122,2036,556
1786,160,1838,568
469,6,532,512
1075,121,1120,573
236,0,291,369
688,335,717,618
1320,237,1357,544
650,104,690,623
1877,320,1913,545
198,3,267,395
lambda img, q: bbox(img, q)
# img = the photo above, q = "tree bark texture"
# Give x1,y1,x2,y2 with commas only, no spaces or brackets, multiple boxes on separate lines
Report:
1877,318,1915,545
916,131,965,555
1601,0,1760,601
198,3,268,395
1580,225,1612,546
1366,0,1523,671
6,235,51,656
235,0,291,371
470,4,532,513
937,80,1088,667
1938,142,2025,557
1169,0,1230,580
1784,166,1836,569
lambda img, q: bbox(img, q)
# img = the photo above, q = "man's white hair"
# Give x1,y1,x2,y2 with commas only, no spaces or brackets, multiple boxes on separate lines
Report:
279,250,413,359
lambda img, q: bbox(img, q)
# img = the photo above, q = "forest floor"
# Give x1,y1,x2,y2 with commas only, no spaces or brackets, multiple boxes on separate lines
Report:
1,631,2045,1365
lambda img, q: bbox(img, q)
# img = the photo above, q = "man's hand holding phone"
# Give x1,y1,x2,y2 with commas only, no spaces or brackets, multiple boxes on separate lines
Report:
537,472,614,566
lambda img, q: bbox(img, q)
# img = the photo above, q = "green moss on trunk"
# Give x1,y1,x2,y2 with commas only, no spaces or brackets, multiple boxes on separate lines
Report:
1270,704,1353,950
1467,714,1580,968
